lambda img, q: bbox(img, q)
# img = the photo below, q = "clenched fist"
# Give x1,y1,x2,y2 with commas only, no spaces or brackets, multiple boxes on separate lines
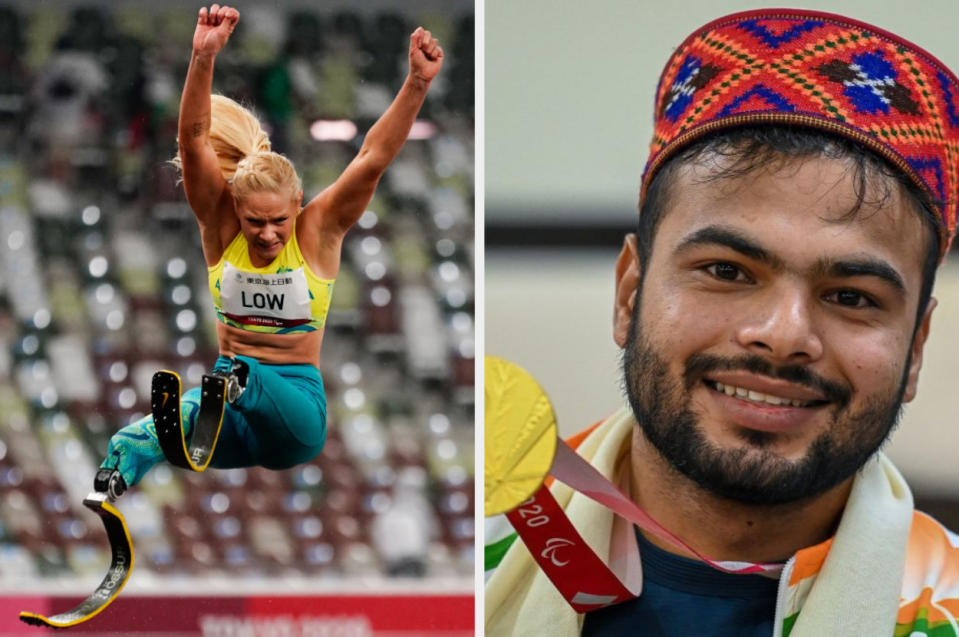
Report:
193,4,240,58
409,27,444,83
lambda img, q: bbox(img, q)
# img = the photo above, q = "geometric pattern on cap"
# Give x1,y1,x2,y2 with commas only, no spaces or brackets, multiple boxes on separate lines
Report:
642,9,959,258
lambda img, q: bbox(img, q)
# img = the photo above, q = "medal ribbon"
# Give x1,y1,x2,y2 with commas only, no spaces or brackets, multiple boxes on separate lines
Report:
506,438,783,612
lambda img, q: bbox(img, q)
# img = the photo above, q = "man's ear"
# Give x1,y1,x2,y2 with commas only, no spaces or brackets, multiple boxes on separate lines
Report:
902,296,936,403
613,234,641,348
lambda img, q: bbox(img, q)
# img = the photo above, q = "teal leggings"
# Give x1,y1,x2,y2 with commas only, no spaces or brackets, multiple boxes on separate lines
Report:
101,355,327,488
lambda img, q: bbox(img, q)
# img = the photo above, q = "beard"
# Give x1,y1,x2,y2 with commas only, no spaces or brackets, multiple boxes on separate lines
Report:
622,308,909,506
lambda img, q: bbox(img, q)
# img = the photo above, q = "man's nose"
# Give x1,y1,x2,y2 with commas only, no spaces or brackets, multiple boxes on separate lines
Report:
734,283,824,364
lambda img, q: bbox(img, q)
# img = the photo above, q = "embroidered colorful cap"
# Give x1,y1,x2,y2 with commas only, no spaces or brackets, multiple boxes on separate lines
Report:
642,8,959,258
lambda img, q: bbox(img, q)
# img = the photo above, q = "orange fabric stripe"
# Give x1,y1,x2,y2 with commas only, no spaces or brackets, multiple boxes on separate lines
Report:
908,511,959,584
789,538,833,586
894,587,959,625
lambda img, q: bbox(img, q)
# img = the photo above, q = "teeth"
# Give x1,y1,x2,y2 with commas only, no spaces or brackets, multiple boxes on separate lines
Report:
711,381,810,407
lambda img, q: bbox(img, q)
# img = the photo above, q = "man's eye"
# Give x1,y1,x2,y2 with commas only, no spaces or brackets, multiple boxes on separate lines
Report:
706,263,745,281
828,289,875,308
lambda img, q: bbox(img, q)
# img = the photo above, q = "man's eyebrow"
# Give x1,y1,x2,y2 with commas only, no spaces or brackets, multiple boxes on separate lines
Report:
816,258,906,294
675,226,908,293
674,226,784,268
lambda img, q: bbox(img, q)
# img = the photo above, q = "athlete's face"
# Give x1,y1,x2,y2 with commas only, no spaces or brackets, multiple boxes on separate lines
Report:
614,154,935,505
236,190,302,266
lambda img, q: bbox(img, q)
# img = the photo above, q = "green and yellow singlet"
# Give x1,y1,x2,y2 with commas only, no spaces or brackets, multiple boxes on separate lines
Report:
208,224,335,334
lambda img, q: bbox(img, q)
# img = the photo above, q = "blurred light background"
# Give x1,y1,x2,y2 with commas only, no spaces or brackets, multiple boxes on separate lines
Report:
0,0,474,627
486,0,959,528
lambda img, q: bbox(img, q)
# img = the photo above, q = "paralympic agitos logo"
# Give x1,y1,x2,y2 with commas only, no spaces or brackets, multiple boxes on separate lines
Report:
540,537,575,567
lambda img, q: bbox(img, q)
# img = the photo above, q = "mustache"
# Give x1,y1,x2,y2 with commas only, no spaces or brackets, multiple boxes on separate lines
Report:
684,353,852,407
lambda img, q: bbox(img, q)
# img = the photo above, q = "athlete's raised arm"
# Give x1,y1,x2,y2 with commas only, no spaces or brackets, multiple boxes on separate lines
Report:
176,5,240,242
301,27,444,258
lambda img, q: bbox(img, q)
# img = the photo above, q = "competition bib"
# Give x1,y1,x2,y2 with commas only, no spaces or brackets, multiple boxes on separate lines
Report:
220,261,312,328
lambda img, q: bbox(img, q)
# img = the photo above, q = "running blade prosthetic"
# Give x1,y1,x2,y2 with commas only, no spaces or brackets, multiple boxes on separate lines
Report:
19,469,133,628
151,370,225,471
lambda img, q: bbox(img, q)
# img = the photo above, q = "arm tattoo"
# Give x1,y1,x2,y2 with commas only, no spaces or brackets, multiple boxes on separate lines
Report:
191,120,210,138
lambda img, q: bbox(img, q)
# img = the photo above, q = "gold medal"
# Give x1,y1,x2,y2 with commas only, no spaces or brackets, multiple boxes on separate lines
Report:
484,356,557,516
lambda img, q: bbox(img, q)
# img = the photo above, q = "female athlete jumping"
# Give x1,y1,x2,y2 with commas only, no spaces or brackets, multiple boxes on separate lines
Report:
99,4,443,491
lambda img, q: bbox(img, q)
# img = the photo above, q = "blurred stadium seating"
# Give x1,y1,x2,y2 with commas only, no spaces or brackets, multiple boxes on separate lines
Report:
0,1,474,591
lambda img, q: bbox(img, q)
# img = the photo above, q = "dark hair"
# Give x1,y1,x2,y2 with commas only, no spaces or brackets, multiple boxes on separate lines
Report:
637,126,941,332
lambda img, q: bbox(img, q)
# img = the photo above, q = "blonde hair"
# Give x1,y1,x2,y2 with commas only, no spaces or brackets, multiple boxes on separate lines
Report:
173,94,302,202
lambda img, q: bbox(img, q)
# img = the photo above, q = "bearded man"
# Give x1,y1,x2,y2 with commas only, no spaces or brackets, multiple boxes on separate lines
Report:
486,9,959,636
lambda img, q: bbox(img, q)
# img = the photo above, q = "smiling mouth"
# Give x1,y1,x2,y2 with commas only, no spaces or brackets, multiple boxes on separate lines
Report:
704,380,829,408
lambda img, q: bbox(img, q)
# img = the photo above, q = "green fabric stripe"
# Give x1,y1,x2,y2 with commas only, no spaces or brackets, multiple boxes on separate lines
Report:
895,615,959,636
782,612,798,637
485,532,519,571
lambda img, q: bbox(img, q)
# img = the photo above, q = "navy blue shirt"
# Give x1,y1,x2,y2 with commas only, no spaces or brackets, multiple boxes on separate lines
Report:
582,531,780,636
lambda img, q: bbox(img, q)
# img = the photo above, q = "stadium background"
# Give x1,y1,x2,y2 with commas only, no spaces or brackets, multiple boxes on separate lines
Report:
0,1,474,635
486,0,959,532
